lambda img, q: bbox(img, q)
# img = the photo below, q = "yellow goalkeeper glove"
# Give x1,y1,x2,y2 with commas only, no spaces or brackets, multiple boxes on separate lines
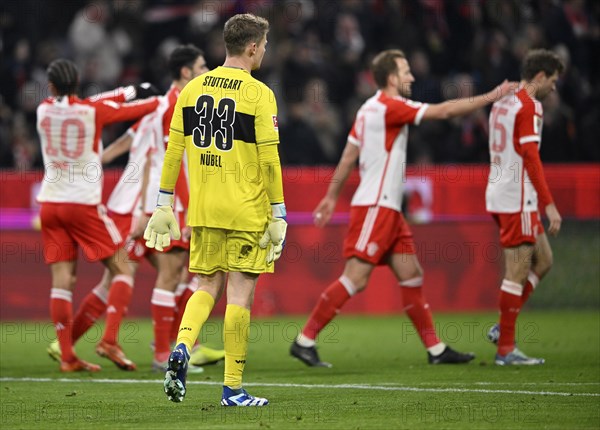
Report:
143,191,181,252
259,204,287,264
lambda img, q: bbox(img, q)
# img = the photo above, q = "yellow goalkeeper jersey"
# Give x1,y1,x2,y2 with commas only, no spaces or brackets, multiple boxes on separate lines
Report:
164,66,282,231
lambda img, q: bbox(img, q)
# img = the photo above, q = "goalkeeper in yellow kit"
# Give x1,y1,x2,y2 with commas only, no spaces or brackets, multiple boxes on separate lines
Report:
144,13,285,407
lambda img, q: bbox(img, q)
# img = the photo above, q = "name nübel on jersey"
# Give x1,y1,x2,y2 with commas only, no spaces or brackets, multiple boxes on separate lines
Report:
200,151,223,168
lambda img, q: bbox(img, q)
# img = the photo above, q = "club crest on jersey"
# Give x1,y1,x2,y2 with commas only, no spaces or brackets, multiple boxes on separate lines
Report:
272,115,279,131
367,242,379,257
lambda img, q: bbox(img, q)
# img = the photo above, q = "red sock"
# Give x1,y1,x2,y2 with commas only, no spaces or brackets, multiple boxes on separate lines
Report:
50,288,76,363
400,281,440,348
498,279,523,356
72,284,107,343
170,285,196,344
521,271,540,305
151,289,176,358
101,275,133,345
302,279,352,340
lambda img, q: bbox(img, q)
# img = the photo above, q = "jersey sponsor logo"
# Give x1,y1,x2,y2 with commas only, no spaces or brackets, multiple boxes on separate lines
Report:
235,359,246,364
272,115,278,131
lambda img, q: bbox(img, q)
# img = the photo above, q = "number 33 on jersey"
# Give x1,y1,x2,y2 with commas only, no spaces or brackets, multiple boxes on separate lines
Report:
167,66,280,231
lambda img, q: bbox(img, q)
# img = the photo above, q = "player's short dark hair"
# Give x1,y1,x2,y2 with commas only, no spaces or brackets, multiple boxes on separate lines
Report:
223,14,269,56
371,49,406,88
168,44,204,79
47,59,79,96
521,49,564,81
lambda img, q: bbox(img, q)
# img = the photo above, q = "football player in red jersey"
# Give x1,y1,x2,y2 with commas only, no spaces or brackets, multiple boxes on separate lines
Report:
38,59,158,372
291,49,517,367
485,49,564,365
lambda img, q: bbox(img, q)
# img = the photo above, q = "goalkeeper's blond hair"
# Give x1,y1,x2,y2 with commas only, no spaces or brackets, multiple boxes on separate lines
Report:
223,14,269,56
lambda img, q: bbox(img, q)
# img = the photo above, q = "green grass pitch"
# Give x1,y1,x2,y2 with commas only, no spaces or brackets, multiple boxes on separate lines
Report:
1,312,599,429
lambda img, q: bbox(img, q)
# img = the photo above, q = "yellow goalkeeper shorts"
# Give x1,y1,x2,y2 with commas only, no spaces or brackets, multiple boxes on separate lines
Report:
189,226,274,275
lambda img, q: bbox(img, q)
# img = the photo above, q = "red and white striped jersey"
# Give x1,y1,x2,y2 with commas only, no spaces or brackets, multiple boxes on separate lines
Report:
486,88,544,213
37,93,158,205
348,90,428,211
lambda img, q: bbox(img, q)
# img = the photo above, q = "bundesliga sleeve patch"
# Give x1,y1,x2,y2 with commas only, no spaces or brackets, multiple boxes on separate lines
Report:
534,115,543,134
272,115,279,131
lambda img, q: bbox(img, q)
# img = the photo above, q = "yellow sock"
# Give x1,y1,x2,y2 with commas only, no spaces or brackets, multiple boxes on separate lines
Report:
177,290,215,352
223,304,250,389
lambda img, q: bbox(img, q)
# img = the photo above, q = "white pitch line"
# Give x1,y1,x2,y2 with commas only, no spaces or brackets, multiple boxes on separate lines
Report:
474,382,600,386
1,377,599,397
377,381,600,387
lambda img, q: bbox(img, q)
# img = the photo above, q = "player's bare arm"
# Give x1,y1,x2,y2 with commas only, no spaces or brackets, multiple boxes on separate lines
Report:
102,132,134,164
313,142,360,227
422,80,518,120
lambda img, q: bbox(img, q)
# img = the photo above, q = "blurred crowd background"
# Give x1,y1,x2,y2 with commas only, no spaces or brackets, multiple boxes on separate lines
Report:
1,0,599,170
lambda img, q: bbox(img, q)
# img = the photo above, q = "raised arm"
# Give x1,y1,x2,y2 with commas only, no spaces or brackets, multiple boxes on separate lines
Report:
89,83,160,103
97,97,159,125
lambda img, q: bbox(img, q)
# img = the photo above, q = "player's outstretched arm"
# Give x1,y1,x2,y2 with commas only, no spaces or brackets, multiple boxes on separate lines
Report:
313,141,359,227
102,131,134,164
91,83,160,104
422,80,518,121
